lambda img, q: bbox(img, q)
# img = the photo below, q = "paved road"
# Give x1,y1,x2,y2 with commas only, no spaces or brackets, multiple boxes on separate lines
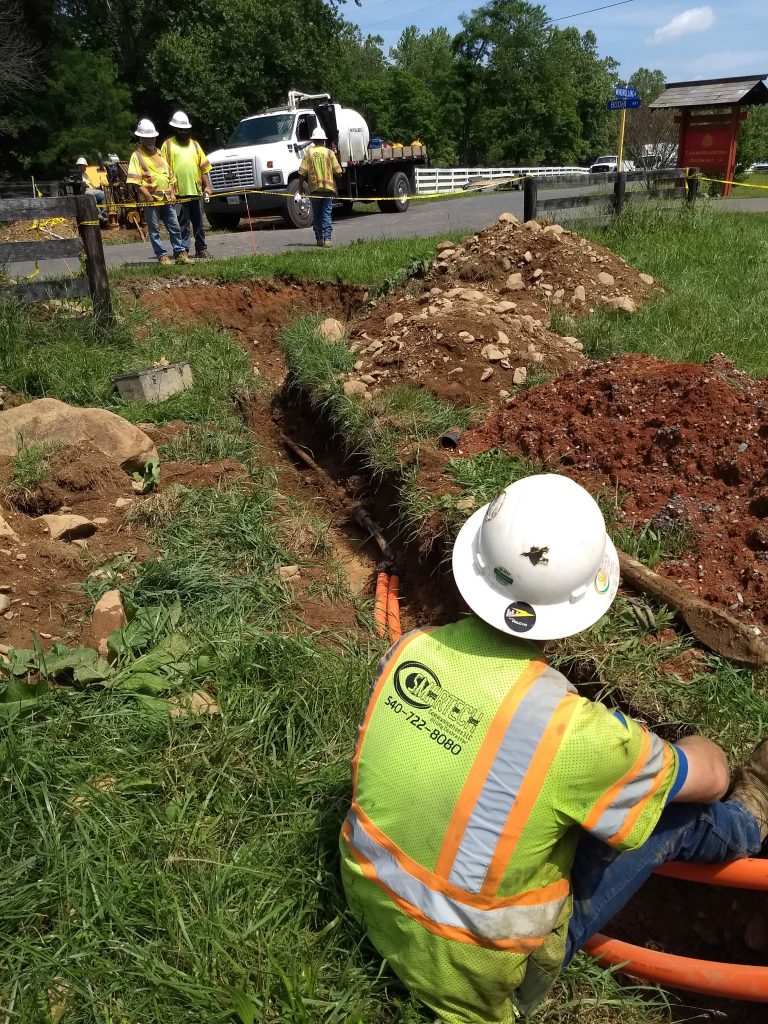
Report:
5,190,549,277
7,189,768,278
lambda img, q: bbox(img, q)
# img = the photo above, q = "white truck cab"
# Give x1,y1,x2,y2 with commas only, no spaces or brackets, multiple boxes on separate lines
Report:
205,90,427,230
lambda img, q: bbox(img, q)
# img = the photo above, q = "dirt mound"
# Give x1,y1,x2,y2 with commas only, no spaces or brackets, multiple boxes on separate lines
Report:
131,278,364,386
462,352,768,623
344,216,656,407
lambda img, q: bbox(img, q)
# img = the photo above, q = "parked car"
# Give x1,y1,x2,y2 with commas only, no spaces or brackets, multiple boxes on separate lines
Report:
589,155,636,173
748,161,768,174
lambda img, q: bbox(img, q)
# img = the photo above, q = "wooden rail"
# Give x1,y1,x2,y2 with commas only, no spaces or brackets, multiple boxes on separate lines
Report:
0,194,113,322
523,168,699,222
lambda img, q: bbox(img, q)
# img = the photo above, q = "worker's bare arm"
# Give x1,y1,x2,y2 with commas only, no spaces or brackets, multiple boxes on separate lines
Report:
671,735,730,804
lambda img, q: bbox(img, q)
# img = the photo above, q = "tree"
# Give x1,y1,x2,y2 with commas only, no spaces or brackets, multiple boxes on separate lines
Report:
737,106,768,172
453,0,618,165
623,68,676,168
0,0,41,150
29,49,135,172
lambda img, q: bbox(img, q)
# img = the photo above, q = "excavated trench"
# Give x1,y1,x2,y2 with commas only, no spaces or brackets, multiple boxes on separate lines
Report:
133,277,768,1023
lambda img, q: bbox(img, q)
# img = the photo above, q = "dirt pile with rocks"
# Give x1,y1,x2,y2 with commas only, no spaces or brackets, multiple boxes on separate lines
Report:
462,353,768,624
345,214,657,407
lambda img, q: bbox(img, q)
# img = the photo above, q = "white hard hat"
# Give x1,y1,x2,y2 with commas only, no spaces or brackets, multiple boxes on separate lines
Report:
76,157,88,166
452,474,619,640
135,118,158,138
310,126,327,141
169,110,192,130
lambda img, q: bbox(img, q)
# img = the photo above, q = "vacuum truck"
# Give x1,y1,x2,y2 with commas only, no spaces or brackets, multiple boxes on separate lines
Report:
204,90,428,230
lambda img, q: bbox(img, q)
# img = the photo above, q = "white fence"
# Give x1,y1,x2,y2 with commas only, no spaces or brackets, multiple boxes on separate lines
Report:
414,166,589,195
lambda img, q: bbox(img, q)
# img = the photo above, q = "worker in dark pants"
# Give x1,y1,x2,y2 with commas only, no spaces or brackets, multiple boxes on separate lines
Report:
161,111,213,258
298,126,342,247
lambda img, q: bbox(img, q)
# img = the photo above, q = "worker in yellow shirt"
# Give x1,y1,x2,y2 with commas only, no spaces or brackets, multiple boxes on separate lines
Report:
298,126,342,247
126,119,188,265
161,112,213,259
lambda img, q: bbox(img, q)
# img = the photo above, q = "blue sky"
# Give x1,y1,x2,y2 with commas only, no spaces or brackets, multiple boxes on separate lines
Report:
343,0,768,82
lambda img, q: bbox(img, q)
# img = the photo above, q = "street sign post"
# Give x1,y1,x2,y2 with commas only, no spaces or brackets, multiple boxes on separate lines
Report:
607,93,642,172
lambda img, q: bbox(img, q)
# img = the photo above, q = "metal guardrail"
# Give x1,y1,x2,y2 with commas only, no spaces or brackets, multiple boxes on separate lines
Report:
414,166,589,195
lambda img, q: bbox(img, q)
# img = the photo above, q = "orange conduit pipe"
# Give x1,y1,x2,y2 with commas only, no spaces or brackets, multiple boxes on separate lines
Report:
584,933,768,1002
374,570,390,639
655,858,768,890
387,574,402,643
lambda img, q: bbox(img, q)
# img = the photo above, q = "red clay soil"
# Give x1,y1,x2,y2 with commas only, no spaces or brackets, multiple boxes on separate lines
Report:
461,352,768,624
130,278,364,385
0,444,150,650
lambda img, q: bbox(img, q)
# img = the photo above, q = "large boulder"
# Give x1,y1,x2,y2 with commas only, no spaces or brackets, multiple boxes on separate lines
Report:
0,399,157,473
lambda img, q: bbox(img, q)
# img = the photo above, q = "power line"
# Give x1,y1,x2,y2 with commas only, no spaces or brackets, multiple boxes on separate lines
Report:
551,0,638,23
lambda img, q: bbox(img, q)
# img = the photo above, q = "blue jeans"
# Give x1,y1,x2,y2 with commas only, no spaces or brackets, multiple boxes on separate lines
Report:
176,196,207,254
564,799,762,965
143,203,185,259
311,196,333,242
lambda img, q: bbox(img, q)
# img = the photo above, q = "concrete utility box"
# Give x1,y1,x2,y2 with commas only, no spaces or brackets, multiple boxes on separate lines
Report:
112,361,193,403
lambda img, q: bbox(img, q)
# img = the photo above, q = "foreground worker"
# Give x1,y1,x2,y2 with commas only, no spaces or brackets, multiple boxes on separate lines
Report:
126,119,188,265
297,125,342,247
340,474,767,1023
161,111,213,259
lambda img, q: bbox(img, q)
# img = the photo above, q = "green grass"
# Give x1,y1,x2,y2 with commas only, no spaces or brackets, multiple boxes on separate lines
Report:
112,233,466,290
280,315,473,476
557,203,768,374
727,170,768,197
0,298,260,428
6,440,59,495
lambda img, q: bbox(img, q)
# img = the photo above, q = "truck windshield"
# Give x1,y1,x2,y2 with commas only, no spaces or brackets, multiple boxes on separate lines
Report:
228,114,295,146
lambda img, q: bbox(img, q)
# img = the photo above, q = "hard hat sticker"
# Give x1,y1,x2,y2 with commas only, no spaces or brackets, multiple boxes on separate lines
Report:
504,601,537,633
595,549,619,596
494,566,514,586
594,567,610,594
485,490,506,522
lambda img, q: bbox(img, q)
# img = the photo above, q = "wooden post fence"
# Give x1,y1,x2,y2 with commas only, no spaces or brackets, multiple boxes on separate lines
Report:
0,194,114,323
523,176,538,222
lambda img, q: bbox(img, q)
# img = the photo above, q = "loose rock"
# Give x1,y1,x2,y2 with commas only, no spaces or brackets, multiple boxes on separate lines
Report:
40,514,97,542
343,379,369,398
385,312,404,328
88,589,127,659
513,367,528,385
317,318,345,342
597,271,615,287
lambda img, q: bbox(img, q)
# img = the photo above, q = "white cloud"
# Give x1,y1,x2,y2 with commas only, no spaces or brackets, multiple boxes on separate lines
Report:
649,6,715,44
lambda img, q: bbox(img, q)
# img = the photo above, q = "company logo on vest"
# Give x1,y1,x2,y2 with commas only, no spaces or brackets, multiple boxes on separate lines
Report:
393,661,482,738
394,661,441,709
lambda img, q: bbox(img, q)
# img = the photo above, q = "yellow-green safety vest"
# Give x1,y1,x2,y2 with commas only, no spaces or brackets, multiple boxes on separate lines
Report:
340,617,677,1024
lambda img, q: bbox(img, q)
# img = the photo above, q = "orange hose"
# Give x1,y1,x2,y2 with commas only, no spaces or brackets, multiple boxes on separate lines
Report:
585,933,768,1001
374,571,389,639
387,574,402,643
655,858,768,890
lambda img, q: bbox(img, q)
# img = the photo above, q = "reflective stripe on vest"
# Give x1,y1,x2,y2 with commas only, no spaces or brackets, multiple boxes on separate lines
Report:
445,665,570,893
582,729,671,845
343,809,567,951
134,148,173,199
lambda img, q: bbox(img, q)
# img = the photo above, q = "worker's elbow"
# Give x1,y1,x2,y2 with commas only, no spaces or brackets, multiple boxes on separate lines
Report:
673,736,731,803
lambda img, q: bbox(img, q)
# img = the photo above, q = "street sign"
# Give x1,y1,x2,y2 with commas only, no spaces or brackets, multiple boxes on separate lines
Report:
607,97,641,111
615,86,638,99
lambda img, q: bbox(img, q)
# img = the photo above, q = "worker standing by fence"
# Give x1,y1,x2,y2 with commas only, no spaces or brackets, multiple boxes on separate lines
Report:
161,112,213,259
340,473,767,1024
297,125,342,248
126,119,188,265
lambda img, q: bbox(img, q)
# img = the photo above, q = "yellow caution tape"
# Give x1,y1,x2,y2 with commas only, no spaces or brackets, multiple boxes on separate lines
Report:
27,261,40,280
26,217,68,230
697,174,768,190
96,178,527,211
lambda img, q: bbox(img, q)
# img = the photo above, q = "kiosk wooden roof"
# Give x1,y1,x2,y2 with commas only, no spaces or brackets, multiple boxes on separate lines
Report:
650,75,768,110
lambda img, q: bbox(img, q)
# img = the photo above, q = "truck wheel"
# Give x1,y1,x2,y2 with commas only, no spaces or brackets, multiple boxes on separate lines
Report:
282,179,313,229
205,211,240,231
378,171,410,213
